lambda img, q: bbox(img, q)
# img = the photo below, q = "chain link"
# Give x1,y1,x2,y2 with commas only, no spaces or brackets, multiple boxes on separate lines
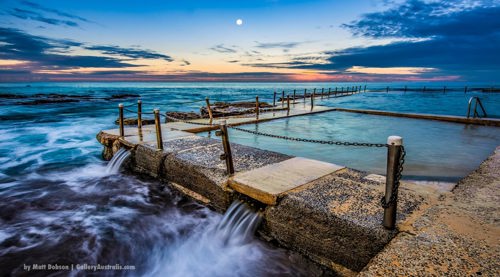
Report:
380,146,406,208
228,125,388,147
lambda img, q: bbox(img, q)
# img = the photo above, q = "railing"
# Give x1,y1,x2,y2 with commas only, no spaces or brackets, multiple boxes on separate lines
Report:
164,114,406,230
467,96,488,119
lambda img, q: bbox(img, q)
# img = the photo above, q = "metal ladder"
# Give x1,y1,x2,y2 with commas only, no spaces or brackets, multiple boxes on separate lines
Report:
467,96,488,118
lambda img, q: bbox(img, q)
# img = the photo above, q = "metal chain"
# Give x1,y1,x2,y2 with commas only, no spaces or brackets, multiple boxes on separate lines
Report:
380,146,406,208
165,114,214,126
228,125,388,147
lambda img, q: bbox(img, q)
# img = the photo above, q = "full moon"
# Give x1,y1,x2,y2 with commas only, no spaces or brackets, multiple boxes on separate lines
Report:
236,19,243,26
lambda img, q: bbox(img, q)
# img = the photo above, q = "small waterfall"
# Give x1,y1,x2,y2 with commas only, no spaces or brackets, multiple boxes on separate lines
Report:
216,201,262,245
105,148,130,174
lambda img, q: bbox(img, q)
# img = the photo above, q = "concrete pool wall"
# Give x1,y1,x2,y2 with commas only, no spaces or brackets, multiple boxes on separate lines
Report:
97,103,499,275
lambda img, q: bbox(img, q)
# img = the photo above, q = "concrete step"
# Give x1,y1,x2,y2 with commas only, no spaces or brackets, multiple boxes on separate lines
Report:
229,157,345,205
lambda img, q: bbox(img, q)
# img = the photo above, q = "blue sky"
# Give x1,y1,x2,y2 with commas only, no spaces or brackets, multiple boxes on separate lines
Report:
0,0,499,82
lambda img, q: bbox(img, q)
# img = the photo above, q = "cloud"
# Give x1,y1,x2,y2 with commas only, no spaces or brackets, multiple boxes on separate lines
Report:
342,0,499,39
247,0,499,81
227,60,239,63
210,44,237,53
254,41,302,49
85,45,174,62
180,59,191,66
21,0,92,23
8,8,80,27
0,27,138,69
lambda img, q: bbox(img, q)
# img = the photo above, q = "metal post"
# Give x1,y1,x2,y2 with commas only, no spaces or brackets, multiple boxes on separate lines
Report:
328,88,331,98
137,100,142,129
335,87,338,96
216,120,234,175
255,96,259,119
273,91,276,107
287,95,290,111
304,89,307,103
383,136,403,230
293,89,296,103
281,90,285,107
118,103,124,137
311,89,315,108
321,88,324,99
154,109,163,150
205,97,213,122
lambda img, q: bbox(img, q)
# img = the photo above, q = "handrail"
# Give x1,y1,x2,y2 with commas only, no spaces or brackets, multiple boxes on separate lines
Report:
467,97,488,118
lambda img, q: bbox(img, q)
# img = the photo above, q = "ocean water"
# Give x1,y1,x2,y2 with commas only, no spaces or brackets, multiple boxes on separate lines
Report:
0,82,499,275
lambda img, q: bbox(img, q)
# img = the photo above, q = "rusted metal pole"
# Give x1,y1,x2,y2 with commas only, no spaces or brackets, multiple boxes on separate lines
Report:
281,90,285,107
293,89,296,104
217,120,234,175
205,97,213,122
118,103,124,137
383,136,403,230
304,88,307,103
154,108,163,150
273,91,276,107
255,96,259,119
287,95,290,111
137,100,142,129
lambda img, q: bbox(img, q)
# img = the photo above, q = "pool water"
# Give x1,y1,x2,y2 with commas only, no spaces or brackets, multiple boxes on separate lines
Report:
202,111,500,181
317,90,500,118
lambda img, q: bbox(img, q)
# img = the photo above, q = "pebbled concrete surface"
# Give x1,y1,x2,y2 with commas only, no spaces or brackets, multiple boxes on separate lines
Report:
360,147,500,276
261,168,427,272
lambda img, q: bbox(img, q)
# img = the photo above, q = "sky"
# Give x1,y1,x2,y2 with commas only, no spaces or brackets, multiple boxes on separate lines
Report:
0,0,499,82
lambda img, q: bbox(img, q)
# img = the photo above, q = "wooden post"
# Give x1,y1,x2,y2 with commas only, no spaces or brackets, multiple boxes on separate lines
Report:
286,95,290,115
154,109,163,150
304,89,307,104
118,103,124,137
383,136,403,230
273,91,277,107
217,120,234,175
137,100,142,129
321,88,324,99
293,89,296,104
255,96,259,119
335,87,338,96
205,97,213,122
328,88,331,98
281,91,285,107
